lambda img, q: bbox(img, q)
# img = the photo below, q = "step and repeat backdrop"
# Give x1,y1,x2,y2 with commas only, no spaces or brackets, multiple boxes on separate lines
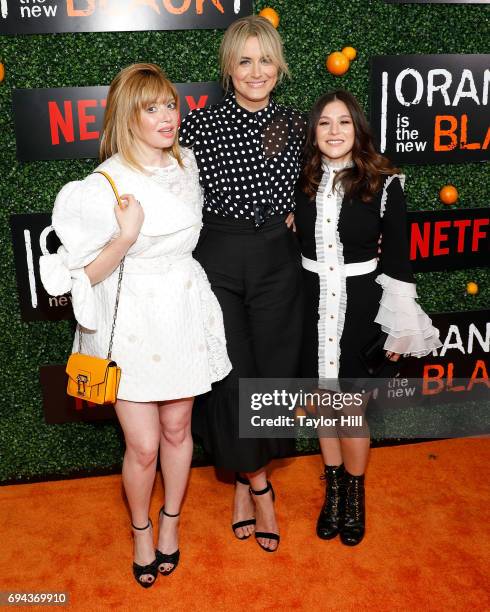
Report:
1,0,488,481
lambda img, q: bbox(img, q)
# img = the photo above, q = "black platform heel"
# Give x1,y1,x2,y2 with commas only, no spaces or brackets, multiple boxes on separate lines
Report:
317,464,345,540
232,473,256,540
340,472,365,546
155,507,180,576
131,520,158,588
249,481,280,552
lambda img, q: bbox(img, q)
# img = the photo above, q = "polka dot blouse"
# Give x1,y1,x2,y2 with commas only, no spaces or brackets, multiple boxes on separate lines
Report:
179,91,306,226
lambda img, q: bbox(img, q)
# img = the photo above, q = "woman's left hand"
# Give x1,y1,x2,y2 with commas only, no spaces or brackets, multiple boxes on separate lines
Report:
286,212,296,232
385,351,401,362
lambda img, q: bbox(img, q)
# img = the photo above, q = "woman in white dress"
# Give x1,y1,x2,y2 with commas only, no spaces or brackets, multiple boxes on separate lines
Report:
40,63,231,587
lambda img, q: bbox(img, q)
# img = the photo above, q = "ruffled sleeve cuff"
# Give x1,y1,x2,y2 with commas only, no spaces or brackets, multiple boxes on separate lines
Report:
39,247,97,331
39,252,72,296
374,273,442,357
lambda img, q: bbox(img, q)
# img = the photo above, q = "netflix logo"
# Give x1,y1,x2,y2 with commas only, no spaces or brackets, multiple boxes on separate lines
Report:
408,208,489,272
13,82,223,161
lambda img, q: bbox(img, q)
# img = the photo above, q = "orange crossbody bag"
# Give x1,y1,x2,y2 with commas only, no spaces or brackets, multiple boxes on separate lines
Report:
66,171,124,405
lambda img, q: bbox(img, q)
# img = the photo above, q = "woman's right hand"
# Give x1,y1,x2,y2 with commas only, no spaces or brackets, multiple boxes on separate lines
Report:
115,194,144,244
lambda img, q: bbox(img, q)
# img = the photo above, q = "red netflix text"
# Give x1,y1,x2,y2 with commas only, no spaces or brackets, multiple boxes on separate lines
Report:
410,217,489,260
48,94,209,146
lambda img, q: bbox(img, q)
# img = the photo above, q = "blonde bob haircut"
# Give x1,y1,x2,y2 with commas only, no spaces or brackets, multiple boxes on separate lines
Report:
219,15,290,93
100,63,183,172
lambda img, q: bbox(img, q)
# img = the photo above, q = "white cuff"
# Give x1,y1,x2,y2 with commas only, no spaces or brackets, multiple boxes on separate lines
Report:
375,273,442,357
39,249,97,331
70,269,97,331
39,253,72,296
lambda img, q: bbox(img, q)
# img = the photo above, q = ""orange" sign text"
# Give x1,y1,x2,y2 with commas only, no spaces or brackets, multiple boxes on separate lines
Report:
66,0,225,17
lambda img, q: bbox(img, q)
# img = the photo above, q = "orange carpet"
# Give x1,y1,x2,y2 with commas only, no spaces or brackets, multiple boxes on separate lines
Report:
1,438,489,611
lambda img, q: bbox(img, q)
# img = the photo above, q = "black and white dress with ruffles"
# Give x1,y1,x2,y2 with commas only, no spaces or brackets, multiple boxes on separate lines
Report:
294,160,441,384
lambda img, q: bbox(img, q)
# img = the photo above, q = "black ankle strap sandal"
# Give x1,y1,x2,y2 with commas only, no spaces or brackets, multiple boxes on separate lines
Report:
160,507,180,518
235,472,251,486
232,473,256,540
131,519,158,588
155,506,181,576
249,481,280,552
249,481,276,501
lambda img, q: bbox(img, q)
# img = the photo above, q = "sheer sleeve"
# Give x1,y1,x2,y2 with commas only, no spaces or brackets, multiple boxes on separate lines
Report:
262,109,306,158
39,174,119,330
375,176,441,357
291,110,307,141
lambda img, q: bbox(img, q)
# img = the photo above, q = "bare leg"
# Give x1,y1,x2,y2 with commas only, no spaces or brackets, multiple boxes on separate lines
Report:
247,467,279,551
115,400,160,585
157,397,194,572
340,438,370,475
337,393,371,475
316,391,343,467
319,436,343,467
317,401,370,474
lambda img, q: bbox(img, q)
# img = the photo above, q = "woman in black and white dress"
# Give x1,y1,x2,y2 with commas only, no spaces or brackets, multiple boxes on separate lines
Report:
294,90,441,546
180,16,305,552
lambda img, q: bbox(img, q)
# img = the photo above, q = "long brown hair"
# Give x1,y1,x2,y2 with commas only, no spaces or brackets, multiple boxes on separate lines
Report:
100,63,183,173
300,90,399,202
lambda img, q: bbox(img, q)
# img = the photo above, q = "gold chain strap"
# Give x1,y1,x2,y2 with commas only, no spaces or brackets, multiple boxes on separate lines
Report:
78,170,125,359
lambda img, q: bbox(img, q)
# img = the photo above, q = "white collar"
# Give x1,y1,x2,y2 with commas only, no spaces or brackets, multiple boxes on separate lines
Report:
321,158,354,172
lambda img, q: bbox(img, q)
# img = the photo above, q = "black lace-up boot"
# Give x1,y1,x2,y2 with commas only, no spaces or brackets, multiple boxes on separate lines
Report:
340,471,365,546
316,464,345,540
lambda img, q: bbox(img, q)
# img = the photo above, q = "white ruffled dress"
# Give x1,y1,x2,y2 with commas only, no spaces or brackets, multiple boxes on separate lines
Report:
40,150,231,402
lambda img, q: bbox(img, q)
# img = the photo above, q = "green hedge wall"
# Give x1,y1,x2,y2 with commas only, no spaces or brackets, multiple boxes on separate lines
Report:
0,0,488,482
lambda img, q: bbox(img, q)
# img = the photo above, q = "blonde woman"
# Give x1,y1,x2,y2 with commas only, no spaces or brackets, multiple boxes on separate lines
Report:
40,64,231,586
180,16,305,552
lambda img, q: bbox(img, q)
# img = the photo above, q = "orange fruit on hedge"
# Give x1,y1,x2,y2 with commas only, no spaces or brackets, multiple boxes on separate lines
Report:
0,63,4,83
259,7,280,28
466,282,479,295
342,46,357,61
439,184,458,205
326,51,350,76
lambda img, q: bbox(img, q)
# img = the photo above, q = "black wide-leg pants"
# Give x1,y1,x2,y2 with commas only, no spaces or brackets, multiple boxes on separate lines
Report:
193,213,303,473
